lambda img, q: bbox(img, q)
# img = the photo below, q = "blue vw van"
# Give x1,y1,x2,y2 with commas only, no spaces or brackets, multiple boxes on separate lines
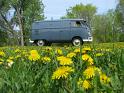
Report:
31,19,92,46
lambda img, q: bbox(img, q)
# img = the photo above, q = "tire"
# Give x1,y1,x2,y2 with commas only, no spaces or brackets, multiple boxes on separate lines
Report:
37,40,46,46
72,38,83,46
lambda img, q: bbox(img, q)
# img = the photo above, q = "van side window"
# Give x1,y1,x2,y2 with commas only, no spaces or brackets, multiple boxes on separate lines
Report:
71,21,82,27
76,21,81,27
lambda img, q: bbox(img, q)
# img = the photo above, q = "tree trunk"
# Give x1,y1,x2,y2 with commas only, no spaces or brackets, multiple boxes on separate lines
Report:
16,7,24,46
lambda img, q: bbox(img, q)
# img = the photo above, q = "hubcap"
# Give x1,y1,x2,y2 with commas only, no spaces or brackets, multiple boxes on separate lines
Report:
73,39,81,46
37,40,44,46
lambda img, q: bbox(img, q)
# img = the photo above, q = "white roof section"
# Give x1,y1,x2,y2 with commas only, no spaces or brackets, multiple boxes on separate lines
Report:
34,19,86,23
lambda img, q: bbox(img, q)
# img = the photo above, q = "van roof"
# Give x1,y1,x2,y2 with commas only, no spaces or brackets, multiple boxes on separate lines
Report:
34,19,86,23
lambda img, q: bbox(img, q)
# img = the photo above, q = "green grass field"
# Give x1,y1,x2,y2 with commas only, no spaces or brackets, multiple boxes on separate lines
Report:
0,42,124,93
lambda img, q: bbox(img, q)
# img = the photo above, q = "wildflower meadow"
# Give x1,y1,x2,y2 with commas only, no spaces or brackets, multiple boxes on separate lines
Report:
0,43,124,93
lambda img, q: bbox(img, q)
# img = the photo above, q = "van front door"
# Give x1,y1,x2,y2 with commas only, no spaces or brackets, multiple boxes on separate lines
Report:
70,21,85,39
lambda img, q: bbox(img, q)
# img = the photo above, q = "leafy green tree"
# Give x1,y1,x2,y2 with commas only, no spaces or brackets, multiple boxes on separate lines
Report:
116,0,124,41
92,10,121,43
0,0,19,45
0,0,44,46
61,3,97,25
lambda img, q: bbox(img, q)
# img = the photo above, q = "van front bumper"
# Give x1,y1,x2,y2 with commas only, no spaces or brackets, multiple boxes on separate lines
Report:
83,37,93,42
29,39,34,43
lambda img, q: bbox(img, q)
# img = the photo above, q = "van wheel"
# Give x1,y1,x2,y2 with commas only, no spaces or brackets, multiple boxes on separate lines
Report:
72,38,83,46
37,40,46,46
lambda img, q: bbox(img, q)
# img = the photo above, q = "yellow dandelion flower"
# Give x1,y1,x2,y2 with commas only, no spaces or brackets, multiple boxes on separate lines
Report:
28,50,40,61
82,54,90,61
82,54,94,65
82,50,86,54
74,48,80,53
83,66,95,79
78,78,91,90
67,52,76,58
100,74,111,84
59,57,73,65
83,80,91,89
57,56,73,65
88,57,94,65
0,51,5,57
56,49,63,55
42,56,51,63
15,49,20,53
57,56,66,61
83,47,91,51
52,66,74,79
82,47,91,54
30,50,38,54
9,57,14,60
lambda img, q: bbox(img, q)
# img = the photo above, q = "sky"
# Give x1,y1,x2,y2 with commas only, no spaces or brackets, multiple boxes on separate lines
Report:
43,0,118,20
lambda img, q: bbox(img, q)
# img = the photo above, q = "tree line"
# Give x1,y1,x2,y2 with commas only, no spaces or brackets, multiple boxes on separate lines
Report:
0,0,124,46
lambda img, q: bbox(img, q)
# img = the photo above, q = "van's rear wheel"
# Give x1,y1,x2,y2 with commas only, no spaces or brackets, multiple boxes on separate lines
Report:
37,40,46,46
72,38,83,46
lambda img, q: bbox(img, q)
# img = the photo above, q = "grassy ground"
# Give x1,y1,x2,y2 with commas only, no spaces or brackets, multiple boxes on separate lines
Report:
49,42,124,48
0,42,124,93
86,42,124,48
